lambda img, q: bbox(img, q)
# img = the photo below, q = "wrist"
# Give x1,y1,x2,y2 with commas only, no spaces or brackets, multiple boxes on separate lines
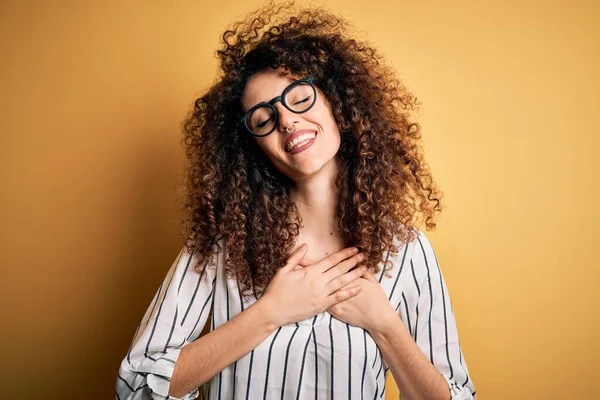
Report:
367,307,401,338
255,295,282,330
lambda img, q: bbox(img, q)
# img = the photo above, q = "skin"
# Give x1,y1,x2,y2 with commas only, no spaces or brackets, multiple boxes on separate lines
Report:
241,68,389,327
241,67,451,400
169,70,368,398
169,68,450,399
241,67,346,263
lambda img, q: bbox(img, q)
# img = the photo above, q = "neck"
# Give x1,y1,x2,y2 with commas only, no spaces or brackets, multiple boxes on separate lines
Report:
289,156,344,255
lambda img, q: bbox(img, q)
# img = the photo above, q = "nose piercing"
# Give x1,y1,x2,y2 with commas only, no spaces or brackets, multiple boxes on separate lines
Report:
285,124,296,134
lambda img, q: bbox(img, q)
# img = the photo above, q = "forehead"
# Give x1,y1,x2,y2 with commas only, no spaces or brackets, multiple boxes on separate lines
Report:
241,69,301,111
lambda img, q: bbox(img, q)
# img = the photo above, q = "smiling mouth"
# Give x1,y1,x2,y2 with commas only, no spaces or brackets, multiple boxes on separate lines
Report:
285,131,317,153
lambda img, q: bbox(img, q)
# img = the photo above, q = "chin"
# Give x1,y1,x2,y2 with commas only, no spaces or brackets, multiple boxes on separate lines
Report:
287,156,338,181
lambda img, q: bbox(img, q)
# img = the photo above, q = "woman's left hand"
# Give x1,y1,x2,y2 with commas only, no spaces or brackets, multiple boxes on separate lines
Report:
327,270,398,332
294,259,397,332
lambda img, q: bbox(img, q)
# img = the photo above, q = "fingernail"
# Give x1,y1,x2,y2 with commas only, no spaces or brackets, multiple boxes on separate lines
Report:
360,266,367,272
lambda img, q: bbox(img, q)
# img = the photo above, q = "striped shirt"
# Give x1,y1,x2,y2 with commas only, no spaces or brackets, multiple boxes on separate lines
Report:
116,230,476,399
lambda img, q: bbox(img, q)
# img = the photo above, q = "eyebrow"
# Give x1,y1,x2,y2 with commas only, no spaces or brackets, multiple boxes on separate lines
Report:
244,78,298,111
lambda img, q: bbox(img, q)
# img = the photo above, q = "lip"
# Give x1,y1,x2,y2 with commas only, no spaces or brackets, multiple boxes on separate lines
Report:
284,129,318,152
288,134,316,155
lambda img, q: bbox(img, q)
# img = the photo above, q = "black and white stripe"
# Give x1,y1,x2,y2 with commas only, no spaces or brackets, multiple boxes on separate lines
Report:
116,231,476,399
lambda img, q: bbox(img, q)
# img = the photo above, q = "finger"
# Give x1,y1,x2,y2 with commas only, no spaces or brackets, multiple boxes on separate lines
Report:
280,244,308,272
297,256,316,267
325,264,368,294
321,252,365,283
325,285,362,308
311,246,360,274
338,281,352,290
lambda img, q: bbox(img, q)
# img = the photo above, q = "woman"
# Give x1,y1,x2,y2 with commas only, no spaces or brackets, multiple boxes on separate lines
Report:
116,2,476,399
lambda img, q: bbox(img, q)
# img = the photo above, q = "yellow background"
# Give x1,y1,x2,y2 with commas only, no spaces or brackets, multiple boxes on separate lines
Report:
1,1,598,399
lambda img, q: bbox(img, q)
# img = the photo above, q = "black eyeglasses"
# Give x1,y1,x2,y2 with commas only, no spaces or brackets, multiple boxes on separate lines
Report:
239,76,317,137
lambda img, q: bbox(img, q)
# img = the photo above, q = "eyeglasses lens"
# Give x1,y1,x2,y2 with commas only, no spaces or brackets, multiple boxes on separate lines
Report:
246,82,315,136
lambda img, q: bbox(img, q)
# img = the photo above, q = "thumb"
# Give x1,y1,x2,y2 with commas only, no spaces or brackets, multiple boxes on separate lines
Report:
280,244,308,273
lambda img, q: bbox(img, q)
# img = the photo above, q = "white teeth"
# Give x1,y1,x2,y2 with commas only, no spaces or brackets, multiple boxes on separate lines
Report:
286,133,316,152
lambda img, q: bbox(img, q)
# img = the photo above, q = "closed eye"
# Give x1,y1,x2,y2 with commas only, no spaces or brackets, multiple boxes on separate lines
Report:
257,117,272,128
292,96,312,106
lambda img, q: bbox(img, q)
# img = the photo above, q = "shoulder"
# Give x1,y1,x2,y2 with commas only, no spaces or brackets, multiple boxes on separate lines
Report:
389,228,434,261
412,229,437,257
394,229,440,286
172,239,225,283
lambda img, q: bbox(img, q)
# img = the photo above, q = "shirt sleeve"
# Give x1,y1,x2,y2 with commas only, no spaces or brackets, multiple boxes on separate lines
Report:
116,246,218,400
402,231,476,400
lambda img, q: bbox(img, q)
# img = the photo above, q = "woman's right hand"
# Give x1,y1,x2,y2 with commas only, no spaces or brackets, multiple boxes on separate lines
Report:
259,244,368,328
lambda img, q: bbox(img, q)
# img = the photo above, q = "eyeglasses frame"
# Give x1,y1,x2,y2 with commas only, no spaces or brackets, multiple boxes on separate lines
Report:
238,76,317,137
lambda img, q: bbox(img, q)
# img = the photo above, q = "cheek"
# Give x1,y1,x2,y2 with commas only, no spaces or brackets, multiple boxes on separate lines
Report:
253,137,281,159
315,103,338,132
319,110,340,142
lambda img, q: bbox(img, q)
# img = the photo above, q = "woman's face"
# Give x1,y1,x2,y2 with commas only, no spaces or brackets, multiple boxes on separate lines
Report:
240,68,341,182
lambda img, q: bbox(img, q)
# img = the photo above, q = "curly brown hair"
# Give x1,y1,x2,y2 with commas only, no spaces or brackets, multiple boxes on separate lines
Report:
177,0,443,302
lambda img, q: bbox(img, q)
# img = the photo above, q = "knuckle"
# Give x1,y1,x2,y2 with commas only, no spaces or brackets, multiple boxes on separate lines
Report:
338,275,350,286
330,265,343,276
328,253,343,266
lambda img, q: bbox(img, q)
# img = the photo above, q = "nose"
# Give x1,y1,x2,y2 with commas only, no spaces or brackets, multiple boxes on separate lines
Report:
274,102,298,133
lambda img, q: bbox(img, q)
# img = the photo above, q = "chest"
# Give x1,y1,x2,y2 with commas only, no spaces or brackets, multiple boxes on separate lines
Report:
212,252,405,331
